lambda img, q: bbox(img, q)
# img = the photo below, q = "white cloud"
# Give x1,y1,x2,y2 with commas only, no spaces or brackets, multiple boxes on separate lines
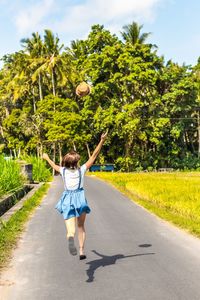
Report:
54,0,166,42
14,0,55,35
13,0,167,40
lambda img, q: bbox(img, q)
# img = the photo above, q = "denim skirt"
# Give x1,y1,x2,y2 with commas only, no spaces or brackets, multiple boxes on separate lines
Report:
55,187,91,220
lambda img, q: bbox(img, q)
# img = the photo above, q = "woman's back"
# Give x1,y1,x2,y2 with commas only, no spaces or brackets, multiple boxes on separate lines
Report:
59,164,87,190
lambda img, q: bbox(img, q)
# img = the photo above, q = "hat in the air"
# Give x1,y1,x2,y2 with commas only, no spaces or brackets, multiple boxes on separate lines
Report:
76,82,91,97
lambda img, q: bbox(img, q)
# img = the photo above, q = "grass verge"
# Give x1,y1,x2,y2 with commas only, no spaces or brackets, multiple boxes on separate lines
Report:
0,183,50,271
91,172,200,238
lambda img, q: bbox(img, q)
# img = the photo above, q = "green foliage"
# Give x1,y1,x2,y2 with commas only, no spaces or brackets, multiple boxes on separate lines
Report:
0,23,200,171
0,155,24,197
170,153,200,170
23,156,51,182
121,21,151,45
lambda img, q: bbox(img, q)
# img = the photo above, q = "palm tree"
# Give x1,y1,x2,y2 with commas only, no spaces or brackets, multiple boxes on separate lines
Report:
0,52,31,114
22,30,67,98
69,39,88,59
65,39,89,85
121,21,151,45
43,29,65,96
40,30,68,170
21,32,45,101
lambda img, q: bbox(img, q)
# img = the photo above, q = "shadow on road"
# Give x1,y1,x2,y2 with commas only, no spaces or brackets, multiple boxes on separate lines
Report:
138,244,152,248
86,250,155,283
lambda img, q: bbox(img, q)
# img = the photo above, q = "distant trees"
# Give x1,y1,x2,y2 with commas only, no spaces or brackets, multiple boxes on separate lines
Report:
0,23,199,170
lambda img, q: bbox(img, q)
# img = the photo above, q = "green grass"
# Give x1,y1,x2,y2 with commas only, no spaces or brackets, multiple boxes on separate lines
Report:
0,183,50,271
22,155,52,182
92,172,200,238
0,155,24,198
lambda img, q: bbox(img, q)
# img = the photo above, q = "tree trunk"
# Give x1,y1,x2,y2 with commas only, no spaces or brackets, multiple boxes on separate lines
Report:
32,87,37,112
186,129,195,153
125,138,131,157
17,147,21,158
38,73,43,101
39,142,43,158
52,68,56,97
5,107,9,117
0,125,4,138
125,137,132,172
58,142,62,165
86,142,91,158
73,142,76,151
185,130,192,152
198,111,200,158
52,142,56,176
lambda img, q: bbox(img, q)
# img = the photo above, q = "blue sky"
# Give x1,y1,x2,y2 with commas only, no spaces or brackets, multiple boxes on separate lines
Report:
0,0,200,66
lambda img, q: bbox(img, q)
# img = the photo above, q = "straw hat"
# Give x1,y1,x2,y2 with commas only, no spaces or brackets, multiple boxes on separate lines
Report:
76,82,91,97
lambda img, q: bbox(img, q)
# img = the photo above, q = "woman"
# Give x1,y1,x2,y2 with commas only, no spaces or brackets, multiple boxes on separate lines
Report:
42,131,108,260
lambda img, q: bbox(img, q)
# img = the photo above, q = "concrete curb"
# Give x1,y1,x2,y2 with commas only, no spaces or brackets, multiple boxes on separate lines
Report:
0,186,32,217
0,183,44,225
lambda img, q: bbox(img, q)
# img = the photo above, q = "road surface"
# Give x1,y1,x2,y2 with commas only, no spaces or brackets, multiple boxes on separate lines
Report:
1,175,200,300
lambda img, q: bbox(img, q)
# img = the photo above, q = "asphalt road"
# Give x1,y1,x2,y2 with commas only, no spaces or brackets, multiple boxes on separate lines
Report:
1,175,200,300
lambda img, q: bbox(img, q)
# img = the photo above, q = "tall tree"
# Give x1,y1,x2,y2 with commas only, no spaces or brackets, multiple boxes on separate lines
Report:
43,29,65,97
21,32,45,102
121,21,151,45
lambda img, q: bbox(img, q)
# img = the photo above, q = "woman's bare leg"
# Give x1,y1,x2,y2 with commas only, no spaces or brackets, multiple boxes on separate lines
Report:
65,217,77,255
65,217,76,238
77,213,86,256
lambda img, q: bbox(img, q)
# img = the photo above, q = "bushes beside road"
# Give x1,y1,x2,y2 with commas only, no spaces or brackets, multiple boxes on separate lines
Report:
22,155,51,182
0,154,51,270
0,155,51,198
0,156,24,198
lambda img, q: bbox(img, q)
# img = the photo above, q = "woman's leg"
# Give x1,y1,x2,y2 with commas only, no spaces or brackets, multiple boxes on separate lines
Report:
77,213,86,256
65,217,76,238
65,217,77,255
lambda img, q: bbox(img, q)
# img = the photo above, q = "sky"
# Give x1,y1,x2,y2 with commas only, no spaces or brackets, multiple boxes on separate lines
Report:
0,0,200,67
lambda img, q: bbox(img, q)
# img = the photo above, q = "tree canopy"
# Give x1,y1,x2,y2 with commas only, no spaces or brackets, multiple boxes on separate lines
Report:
0,22,200,170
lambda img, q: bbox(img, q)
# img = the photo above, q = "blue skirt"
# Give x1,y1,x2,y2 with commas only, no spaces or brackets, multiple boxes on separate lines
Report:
55,187,91,220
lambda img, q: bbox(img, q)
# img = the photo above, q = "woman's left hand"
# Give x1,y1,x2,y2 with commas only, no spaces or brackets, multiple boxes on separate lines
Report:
101,129,108,141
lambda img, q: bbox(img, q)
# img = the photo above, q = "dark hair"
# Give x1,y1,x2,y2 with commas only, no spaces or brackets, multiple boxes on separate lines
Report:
61,151,80,169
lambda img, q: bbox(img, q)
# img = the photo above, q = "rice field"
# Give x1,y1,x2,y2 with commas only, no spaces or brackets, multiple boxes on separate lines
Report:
92,172,200,237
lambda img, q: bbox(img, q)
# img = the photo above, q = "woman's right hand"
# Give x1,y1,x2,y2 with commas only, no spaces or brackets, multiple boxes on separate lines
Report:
42,153,49,160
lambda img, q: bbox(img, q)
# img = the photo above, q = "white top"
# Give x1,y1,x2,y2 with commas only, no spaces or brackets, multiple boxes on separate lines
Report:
59,164,87,190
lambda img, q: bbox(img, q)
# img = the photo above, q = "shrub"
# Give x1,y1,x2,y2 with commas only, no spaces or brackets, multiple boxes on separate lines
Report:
22,156,51,182
0,155,24,197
